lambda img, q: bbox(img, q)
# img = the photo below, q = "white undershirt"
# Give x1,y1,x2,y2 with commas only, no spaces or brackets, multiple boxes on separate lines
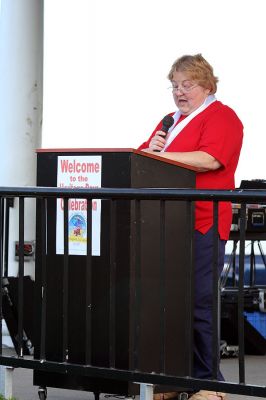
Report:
162,95,217,151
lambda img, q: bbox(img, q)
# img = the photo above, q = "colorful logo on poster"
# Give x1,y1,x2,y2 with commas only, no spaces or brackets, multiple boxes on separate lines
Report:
69,213,87,243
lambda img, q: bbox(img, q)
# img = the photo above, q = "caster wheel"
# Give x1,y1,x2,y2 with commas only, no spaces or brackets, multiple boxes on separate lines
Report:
38,386,47,400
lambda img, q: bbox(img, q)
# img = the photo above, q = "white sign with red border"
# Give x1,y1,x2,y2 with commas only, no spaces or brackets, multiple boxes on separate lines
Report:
56,155,102,256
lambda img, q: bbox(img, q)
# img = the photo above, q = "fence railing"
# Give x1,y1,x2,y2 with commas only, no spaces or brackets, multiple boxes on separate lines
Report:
1,186,266,398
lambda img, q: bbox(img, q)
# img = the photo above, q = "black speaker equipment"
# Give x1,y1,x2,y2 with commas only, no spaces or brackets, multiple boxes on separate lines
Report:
221,290,266,355
240,179,266,189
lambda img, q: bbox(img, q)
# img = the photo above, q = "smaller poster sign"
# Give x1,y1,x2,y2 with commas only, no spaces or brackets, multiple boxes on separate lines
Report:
56,155,102,256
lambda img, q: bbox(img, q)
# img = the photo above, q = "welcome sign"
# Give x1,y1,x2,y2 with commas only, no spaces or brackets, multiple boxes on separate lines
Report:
56,155,102,256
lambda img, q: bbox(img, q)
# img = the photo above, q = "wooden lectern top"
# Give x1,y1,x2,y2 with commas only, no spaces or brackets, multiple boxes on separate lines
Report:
36,147,200,172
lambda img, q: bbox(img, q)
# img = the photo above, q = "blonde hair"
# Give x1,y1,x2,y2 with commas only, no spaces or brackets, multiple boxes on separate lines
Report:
167,54,218,94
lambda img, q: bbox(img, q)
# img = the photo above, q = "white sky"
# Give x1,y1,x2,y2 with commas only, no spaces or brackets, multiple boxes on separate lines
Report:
43,0,266,187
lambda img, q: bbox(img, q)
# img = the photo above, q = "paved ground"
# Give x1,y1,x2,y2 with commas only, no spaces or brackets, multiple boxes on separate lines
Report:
1,352,265,400
221,356,266,400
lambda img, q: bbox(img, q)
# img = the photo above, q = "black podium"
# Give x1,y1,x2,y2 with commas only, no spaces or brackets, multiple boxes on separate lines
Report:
34,148,197,395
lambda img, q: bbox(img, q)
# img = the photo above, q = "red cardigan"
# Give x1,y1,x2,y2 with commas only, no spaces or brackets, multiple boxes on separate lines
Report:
138,101,243,240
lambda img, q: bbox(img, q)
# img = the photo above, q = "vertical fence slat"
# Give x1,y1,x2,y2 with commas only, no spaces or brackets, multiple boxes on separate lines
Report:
85,199,92,365
62,197,69,362
212,201,219,379
238,203,246,383
109,199,117,368
159,200,166,374
186,200,194,375
40,198,47,360
0,196,4,354
133,199,141,371
232,240,238,287
4,198,13,278
249,242,255,287
18,197,25,357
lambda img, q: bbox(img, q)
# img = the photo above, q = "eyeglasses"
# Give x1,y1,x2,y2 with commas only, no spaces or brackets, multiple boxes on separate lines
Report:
168,81,198,94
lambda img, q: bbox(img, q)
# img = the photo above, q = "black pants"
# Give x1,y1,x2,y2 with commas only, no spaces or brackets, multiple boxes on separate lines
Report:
193,227,226,380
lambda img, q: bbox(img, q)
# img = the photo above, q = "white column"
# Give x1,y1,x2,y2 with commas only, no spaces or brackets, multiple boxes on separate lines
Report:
0,0,44,277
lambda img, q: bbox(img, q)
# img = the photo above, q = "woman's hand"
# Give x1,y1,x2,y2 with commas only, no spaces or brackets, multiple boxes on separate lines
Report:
147,131,166,152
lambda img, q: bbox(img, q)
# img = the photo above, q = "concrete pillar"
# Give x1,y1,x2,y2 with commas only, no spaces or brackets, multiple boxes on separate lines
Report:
0,0,44,277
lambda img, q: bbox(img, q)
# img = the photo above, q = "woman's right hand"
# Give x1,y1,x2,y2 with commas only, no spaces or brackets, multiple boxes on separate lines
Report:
148,131,166,152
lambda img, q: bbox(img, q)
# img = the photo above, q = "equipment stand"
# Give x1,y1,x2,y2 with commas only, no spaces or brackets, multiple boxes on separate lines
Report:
221,240,266,288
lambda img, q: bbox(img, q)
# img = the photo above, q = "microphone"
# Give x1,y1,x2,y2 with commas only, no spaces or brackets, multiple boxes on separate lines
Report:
154,114,174,151
161,114,174,134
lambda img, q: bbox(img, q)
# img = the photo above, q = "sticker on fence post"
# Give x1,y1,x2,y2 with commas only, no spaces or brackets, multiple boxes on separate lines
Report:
56,155,102,256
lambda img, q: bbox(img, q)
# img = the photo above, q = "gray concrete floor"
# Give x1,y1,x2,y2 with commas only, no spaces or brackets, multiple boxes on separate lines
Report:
0,354,264,400
221,356,266,400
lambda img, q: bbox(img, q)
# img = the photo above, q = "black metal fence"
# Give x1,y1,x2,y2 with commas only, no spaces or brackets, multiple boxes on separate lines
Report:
1,186,266,397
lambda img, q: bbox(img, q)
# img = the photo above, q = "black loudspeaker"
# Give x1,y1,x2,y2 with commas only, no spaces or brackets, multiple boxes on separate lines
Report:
221,302,266,355
240,179,266,189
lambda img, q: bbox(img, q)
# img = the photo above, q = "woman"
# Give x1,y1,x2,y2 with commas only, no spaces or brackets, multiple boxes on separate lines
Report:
139,54,243,400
